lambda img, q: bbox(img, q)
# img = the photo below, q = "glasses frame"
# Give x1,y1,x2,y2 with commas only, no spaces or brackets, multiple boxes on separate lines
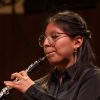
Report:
38,33,69,47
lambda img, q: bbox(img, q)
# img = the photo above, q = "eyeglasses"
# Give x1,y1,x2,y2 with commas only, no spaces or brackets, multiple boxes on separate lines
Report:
38,33,68,47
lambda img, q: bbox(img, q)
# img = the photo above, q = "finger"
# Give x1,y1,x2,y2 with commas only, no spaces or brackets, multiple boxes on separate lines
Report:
19,70,28,77
4,81,20,89
11,72,22,80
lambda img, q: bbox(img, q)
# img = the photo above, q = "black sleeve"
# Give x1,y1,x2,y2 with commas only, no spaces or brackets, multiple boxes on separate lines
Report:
77,69,100,100
22,85,57,100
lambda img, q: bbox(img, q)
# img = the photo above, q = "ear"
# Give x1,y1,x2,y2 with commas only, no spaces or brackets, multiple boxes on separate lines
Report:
73,36,83,49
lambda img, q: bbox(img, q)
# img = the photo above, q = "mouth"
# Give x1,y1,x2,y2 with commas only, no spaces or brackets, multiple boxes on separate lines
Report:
46,51,56,56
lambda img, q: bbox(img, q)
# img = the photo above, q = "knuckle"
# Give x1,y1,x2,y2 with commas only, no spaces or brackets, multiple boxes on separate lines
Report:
11,72,18,79
23,76,28,81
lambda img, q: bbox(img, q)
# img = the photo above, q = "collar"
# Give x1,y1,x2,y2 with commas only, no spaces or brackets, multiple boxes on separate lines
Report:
51,63,93,82
51,64,77,81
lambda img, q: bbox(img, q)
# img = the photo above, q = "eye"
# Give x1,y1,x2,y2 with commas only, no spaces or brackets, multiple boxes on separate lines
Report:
51,33,59,39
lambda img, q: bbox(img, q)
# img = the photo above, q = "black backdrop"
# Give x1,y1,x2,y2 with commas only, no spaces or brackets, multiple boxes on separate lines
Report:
24,0,97,13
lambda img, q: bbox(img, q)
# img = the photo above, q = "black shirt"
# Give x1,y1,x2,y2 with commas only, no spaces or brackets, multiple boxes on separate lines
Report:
22,64,100,100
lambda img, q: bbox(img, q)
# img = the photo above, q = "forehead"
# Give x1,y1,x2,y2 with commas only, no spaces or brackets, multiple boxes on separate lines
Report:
45,22,64,35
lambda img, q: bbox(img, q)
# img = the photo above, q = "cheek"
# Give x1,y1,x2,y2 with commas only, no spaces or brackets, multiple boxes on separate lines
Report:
55,39,74,57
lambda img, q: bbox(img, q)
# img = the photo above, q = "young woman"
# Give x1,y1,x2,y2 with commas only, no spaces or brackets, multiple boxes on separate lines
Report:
4,11,100,100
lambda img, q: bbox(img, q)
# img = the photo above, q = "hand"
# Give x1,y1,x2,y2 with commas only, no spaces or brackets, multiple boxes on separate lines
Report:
4,70,35,93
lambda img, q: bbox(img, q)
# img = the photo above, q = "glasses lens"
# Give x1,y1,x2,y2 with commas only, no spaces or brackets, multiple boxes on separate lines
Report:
39,35,45,47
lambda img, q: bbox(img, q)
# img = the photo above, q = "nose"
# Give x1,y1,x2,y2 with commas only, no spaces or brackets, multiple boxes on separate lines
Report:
43,38,51,48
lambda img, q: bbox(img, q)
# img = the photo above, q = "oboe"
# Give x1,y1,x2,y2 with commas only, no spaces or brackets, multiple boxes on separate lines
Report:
0,56,46,100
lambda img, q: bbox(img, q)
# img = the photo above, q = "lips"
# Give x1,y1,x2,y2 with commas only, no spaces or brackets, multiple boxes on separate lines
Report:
45,51,56,56
44,48,56,56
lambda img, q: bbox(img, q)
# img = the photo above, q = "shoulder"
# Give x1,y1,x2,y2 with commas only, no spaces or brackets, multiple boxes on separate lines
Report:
77,64,100,87
79,65,100,89
79,64,100,79
84,65,100,79
76,66,100,99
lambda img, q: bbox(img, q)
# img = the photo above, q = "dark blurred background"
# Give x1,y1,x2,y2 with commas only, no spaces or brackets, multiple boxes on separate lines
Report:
0,0,100,99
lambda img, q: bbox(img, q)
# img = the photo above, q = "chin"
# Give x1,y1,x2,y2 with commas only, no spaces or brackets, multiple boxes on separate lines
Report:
47,55,62,65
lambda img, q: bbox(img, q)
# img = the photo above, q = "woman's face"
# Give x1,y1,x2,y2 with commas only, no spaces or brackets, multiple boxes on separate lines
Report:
43,23,76,66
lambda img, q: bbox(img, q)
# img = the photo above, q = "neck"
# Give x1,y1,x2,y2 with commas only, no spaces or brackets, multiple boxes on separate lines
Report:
55,57,75,71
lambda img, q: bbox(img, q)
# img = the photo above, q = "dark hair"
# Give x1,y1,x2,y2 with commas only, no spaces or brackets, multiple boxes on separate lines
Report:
45,10,94,65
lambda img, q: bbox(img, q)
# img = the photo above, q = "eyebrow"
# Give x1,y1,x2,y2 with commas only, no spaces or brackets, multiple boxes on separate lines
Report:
45,32,67,36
